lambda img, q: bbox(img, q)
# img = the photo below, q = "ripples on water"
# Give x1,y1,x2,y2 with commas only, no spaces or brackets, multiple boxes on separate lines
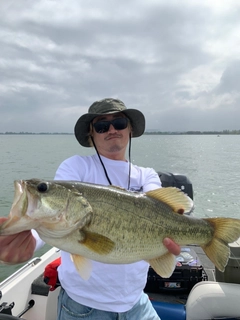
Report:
132,135,240,218
0,134,240,280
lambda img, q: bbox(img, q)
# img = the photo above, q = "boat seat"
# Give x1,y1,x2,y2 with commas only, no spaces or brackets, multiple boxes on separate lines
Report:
186,281,240,320
31,274,50,296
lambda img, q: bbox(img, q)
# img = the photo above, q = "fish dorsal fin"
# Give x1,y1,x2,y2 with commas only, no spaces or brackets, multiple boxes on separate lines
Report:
71,254,92,280
146,187,193,214
79,230,115,255
147,252,176,278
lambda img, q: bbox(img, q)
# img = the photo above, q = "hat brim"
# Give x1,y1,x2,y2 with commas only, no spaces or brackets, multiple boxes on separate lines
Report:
74,109,145,147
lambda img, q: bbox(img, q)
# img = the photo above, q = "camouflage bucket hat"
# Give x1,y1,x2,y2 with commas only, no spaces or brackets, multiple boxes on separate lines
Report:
74,98,145,147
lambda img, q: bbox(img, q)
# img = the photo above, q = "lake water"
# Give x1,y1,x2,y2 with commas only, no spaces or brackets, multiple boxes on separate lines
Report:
1,134,240,280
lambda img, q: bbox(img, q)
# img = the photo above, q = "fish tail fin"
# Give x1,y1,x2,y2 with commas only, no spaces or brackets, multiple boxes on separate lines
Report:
202,218,240,272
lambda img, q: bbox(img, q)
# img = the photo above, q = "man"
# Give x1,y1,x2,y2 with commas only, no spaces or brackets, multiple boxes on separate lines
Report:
0,98,180,320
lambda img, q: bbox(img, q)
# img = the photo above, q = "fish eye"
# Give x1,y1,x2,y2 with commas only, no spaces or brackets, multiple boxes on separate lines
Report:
37,182,49,193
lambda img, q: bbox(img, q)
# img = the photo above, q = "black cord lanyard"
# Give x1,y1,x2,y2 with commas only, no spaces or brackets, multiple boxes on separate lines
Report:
91,135,131,190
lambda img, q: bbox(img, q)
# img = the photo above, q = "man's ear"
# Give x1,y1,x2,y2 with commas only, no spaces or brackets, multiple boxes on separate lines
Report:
87,135,94,147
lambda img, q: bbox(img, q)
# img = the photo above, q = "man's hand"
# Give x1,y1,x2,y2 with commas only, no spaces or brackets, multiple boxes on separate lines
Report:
0,217,36,264
163,237,181,256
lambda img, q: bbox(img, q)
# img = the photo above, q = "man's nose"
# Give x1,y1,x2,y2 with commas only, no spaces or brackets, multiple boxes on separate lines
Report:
108,124,116,132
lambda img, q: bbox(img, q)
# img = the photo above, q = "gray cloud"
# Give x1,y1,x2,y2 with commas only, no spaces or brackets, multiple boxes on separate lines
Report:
1,0,240,132
215,61,240,94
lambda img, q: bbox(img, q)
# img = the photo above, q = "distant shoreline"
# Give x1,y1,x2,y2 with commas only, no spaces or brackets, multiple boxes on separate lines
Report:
0,132,74,135
0,131,240,135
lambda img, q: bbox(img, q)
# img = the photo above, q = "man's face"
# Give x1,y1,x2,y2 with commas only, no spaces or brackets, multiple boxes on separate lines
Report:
91,112,131,159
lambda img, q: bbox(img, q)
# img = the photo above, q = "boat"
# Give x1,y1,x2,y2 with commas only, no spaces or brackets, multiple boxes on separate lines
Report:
1,172,240,320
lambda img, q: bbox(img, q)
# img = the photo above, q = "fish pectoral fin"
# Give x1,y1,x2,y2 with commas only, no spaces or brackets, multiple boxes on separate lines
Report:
71,254,92,280
146,187,193,214
147,252,176,278
79,230,115,255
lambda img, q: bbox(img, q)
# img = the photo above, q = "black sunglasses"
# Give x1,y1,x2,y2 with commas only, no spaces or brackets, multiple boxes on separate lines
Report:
93,117,129,134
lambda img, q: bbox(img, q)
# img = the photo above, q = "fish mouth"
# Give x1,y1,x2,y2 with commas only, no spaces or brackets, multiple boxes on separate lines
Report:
11,180,28,218
0,180,29,235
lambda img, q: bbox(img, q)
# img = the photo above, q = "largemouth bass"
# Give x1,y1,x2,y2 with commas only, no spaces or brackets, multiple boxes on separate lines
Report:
1,179,240,280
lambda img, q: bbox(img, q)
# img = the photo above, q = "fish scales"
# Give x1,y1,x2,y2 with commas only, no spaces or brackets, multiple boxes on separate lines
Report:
71,183,214,251
1,179,240,280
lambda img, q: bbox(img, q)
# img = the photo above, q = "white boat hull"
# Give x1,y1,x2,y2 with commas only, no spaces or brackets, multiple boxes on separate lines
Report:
1,247,240,320
0,248,60,320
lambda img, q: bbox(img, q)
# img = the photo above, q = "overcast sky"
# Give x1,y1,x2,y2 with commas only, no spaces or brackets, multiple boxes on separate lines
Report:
1,0,240,133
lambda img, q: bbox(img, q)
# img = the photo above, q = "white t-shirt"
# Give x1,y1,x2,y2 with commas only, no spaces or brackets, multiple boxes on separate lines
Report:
35,154,162,312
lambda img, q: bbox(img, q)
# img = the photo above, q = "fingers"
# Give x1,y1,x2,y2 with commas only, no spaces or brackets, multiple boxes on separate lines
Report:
163,237,181,256
0,231,36,264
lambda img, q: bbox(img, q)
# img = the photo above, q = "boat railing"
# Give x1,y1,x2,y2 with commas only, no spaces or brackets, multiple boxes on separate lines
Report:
0,257,41,289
